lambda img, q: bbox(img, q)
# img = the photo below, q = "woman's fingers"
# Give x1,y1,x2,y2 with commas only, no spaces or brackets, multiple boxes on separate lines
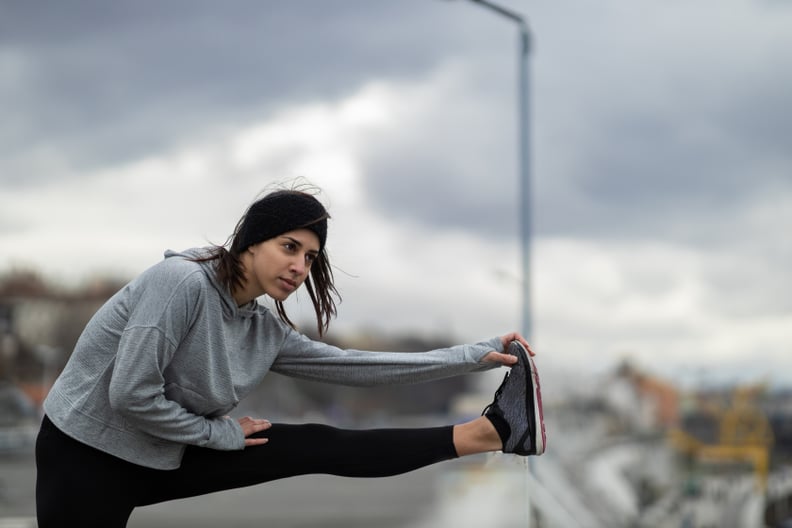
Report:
499,332,536,356
244,437,269,447
237,416,272,446
482,351,518,365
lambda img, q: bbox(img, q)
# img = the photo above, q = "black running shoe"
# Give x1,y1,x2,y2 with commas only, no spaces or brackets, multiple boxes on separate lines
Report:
482,341,546,455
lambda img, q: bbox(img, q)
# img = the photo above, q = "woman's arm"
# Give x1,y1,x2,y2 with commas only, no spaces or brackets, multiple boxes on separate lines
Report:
270,331,525,387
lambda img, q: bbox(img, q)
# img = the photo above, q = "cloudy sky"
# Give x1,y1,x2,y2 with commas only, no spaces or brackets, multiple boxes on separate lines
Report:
2,0,790,390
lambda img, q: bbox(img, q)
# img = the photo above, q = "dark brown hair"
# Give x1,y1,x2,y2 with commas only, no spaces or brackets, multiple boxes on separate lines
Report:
194,190,339,336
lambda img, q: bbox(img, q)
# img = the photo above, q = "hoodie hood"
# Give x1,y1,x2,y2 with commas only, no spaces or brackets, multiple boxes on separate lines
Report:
163,248,259,319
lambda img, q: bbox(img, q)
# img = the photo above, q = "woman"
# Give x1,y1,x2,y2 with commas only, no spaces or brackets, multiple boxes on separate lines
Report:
35,188,546,527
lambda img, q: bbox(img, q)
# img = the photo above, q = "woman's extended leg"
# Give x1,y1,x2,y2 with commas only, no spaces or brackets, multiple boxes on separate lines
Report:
37,417,488,526
138,420,489,505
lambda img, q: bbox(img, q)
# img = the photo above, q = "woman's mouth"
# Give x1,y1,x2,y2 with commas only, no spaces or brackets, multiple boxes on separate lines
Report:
280,278,298,291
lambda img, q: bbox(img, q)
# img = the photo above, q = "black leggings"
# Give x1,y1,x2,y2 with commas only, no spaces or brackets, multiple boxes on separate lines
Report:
35,415,458,527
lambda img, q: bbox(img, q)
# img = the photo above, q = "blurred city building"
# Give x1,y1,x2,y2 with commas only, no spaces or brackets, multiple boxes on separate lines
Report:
0,270,123,407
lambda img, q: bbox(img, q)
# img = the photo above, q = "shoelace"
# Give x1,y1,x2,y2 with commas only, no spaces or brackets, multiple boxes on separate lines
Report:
481,370,511,416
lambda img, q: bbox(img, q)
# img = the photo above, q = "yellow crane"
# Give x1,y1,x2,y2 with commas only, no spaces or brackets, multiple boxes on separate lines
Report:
669,383,774,489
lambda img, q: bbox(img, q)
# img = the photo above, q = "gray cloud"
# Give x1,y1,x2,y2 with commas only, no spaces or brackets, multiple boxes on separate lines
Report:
344,1,792,254
1,0,517,185
359,65,520,237
536,68,792,247
530,2,792,250
2,0,789,254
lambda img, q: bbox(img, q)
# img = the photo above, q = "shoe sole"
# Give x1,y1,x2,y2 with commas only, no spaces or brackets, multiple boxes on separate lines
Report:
510,341,546,455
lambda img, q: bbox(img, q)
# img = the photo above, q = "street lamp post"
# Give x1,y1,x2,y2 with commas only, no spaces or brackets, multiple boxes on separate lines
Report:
460,3,537,526
467,0,533,340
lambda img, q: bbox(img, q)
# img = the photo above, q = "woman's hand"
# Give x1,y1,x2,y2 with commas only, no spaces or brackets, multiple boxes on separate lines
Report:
482,332,536,366
237,416,272,447
499,332,534,356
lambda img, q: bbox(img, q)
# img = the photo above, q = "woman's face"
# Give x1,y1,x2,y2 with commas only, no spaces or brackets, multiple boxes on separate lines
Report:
246,228,320,301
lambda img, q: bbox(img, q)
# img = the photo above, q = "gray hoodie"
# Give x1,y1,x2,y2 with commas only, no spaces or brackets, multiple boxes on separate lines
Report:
43,249,503,469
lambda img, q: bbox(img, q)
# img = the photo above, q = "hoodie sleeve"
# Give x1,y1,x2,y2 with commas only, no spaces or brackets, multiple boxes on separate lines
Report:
270,331,504,387
108,266,244,451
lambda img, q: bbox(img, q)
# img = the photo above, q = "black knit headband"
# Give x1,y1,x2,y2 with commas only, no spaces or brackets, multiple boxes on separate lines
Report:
236,191,328,251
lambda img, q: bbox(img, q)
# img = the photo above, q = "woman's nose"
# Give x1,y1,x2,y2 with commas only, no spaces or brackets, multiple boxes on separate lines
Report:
290,256,307,275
